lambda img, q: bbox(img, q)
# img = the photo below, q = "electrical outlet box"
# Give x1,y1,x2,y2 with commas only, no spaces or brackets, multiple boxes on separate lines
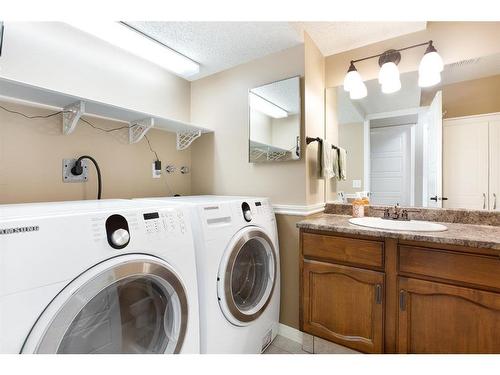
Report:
152,162,161,179
352,179,362,188
62,159,88,183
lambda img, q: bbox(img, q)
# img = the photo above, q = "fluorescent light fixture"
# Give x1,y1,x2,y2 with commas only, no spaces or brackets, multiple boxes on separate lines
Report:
249,92,288,119
67,22,200,77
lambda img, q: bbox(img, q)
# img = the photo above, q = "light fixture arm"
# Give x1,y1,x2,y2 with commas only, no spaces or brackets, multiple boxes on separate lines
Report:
351,40,433,64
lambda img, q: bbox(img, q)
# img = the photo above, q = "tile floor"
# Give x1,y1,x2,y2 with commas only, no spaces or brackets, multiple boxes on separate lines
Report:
263,334,360,354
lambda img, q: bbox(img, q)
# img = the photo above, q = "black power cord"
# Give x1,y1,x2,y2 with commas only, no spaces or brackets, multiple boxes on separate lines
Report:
71,155,102,200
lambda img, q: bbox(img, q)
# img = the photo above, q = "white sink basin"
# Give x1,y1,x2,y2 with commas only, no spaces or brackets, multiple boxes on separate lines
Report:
348,217,448,232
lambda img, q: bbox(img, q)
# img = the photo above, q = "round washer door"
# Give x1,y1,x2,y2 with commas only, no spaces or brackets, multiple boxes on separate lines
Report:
217,226,277,326
22,254,188,354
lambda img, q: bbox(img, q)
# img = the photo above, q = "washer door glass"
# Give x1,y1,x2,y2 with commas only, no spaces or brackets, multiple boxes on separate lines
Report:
221,229,276,324
33,258,188,354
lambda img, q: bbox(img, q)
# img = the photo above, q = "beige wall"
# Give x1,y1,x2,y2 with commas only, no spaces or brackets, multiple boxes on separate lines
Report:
421,74,500,119
304,33,326,205
190,45,306,205
326,22,500,88
325,87,339,202
0,101,191,204
337,122,364,194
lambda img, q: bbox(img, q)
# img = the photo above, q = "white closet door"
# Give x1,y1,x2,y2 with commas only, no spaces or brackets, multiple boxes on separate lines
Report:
370,125,412,206
490,120,500,211
443,118,489,209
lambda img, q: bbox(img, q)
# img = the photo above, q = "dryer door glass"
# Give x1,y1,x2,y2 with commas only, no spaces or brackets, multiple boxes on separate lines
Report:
222,229,277,324
33,259,188,354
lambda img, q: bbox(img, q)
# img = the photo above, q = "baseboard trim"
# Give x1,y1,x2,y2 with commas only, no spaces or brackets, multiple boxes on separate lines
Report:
273,203,325,216
278,323,303,344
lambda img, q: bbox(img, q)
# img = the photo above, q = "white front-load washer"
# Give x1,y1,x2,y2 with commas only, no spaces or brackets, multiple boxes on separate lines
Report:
0,199,199,354
137,196,280,354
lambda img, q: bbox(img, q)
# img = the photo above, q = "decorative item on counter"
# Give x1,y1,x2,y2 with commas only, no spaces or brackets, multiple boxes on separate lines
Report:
352,192,368,218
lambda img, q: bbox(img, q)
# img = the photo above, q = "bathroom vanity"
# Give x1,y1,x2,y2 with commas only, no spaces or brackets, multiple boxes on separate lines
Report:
297,214,500,354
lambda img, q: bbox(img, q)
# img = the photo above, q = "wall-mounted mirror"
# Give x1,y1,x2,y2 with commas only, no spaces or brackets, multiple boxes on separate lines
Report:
248,76,301,163
330,52,500,210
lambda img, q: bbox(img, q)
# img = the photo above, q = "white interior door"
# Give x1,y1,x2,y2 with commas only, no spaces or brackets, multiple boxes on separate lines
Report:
370,125,412,206
490,120,500,211
423,91,443,207
443,118,489,209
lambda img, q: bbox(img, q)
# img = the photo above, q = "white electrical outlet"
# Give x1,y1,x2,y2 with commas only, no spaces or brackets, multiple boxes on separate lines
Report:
352,179,362,188
152,162,161,179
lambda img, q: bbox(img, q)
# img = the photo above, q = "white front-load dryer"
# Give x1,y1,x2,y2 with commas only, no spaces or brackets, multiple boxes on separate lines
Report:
137,195,280,354
0,199,199,354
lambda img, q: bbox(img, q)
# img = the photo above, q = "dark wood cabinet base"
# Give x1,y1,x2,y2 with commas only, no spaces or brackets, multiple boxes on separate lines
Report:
300,229,500,354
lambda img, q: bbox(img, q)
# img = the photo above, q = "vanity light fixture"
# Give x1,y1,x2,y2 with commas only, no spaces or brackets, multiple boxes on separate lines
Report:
66,22,200,77
378,50,402,94
418,41,444,87
343,62,368,100
249,92,288,119
343,40,443,99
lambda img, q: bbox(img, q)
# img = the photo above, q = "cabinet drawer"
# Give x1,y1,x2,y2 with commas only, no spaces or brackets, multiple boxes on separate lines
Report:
399,245,500,290
302,232,384,269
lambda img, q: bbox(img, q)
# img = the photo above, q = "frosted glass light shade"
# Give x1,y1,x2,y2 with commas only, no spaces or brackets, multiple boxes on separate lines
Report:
419,51,444,75
349,81,367,100
418,48,443,87
381,79,402,94
378,62,401,94
343,69,363,92
418,71,441,87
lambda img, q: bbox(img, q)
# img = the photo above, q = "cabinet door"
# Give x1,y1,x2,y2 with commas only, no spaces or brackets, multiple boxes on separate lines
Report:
490,120,500,211
443,118,489,209
398,277,500,353
302,260,384,353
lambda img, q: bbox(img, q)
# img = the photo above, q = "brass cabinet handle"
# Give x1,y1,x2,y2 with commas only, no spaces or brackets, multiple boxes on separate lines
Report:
375,284,382,304
399,290,406,311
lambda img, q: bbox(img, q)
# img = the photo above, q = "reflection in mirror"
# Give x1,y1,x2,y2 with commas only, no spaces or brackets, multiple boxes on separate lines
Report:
249,76,301,163
333,52,500,210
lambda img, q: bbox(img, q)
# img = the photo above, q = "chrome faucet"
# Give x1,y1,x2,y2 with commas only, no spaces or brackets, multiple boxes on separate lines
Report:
382,204,411,221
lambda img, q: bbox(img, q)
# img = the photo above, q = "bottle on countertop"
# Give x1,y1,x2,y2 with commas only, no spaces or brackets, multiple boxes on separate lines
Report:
352,192,366,218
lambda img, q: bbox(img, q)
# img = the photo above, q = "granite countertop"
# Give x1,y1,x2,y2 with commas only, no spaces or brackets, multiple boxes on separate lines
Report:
297,214,500,250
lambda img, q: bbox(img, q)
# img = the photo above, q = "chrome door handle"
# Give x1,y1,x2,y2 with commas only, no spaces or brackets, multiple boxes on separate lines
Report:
483,193,487,209
494,193,497,210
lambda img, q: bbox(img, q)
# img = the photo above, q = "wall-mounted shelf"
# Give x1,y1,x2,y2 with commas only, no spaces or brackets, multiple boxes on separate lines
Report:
0,77,211,150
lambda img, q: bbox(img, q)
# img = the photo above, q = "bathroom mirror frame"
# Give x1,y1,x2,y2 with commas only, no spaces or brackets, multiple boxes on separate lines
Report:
248,75,302,163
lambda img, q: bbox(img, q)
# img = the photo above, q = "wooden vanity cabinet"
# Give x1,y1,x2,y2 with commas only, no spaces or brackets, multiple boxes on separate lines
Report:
302,260,384,353
398,277,500,353
300,230,500,354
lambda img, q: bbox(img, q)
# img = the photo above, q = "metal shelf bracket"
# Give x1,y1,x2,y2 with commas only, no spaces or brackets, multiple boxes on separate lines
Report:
129,118,155,144
62,101,85,135
176,130,201,150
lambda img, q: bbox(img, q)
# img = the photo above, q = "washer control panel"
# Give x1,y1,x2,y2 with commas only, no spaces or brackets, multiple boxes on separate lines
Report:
143,209,187,235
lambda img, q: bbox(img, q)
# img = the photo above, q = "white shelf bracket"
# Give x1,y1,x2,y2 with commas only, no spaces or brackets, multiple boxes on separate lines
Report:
62,101,85,135
129,118,155,144
176,130,201,150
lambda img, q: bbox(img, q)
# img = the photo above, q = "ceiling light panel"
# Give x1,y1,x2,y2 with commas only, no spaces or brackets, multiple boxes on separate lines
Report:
67,22,200,77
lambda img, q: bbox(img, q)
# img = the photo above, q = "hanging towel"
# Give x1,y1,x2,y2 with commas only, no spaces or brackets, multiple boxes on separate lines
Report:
338,147,347,181
332,147,340,179
321,140,335,179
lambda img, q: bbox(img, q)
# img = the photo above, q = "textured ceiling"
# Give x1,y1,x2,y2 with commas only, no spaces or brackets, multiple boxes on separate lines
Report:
126,22,428,81
127,22,302,80
251,76,301,115
293,22,427,56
